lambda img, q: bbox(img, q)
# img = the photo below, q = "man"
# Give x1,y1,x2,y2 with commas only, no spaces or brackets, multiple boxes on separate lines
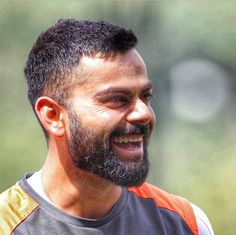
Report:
0,19,214,235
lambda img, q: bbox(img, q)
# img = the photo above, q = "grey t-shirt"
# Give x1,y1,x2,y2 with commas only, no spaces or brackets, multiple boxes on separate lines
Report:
1,173,199,235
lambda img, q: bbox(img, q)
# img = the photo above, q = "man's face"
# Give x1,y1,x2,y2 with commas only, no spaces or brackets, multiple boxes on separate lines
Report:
67,49,156,186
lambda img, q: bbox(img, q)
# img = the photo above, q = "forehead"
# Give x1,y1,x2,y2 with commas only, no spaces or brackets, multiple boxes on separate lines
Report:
76,49,149,90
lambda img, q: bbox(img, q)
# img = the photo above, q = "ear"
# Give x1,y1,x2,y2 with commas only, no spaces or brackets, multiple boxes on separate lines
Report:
35,97,65,138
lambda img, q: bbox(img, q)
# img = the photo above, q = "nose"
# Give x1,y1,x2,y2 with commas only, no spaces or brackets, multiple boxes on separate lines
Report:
126,98,155,125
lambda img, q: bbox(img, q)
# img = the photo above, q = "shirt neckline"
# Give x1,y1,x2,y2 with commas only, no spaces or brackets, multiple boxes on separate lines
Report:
19,173,128,228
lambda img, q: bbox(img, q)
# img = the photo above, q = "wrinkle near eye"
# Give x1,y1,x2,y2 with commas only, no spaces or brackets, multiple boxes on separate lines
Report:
92,105,112,115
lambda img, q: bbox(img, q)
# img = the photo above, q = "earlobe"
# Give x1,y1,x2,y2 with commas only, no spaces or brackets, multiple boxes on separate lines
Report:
35,97,65,138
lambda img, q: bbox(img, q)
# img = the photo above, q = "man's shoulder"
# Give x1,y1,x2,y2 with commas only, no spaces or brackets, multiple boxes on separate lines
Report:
128,182,189,205
128,182,199,235
0,182,39,235
0,182,25,211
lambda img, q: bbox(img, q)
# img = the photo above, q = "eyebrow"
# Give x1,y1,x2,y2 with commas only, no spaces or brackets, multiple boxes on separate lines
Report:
94,81,153,99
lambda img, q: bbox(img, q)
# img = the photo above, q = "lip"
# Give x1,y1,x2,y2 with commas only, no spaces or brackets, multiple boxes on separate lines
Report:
111,140,144,161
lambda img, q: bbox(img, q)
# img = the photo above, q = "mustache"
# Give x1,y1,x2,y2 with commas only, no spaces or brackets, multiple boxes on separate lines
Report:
111,124,150,137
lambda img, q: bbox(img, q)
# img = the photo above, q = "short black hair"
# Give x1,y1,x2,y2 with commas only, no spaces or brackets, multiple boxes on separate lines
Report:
24,19,138,109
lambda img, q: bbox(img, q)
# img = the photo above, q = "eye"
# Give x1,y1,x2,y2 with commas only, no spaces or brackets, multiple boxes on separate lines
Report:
141,92,153,103
105,96,129,108
110,96,128,103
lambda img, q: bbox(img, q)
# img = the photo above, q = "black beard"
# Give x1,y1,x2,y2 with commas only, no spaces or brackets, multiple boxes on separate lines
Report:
67,109,149,187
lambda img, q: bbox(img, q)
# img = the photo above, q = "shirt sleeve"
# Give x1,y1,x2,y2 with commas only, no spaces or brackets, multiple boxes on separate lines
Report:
191,203,215,235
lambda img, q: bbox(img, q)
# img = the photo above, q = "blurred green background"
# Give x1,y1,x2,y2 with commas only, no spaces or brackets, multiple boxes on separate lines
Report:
0,1,235,234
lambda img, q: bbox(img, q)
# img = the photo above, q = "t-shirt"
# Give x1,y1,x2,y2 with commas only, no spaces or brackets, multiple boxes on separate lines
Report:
27,171,214,235
0,173,209,235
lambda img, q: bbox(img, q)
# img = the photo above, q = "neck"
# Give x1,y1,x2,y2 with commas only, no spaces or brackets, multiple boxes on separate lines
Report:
41,150,122,219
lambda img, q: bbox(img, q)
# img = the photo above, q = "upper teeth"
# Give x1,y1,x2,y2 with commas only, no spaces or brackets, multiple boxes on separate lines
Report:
112,135,143,143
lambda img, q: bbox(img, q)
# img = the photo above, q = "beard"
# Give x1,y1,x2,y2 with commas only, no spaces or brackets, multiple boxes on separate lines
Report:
67,109,150,187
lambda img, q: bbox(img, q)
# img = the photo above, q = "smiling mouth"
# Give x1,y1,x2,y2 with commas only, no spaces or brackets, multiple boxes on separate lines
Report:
111,134,144,161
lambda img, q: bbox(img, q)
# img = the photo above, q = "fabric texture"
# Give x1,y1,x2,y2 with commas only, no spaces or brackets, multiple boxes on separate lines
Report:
0,173,198,235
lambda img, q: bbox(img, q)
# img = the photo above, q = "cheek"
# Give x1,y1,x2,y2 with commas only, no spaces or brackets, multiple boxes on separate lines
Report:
83,109,125,138
98,111,124,134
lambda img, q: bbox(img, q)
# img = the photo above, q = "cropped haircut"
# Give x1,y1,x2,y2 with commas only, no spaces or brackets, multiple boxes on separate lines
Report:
24,19,138,110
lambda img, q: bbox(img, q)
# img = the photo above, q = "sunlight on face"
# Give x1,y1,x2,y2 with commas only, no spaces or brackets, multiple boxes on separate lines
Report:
66,49,156,186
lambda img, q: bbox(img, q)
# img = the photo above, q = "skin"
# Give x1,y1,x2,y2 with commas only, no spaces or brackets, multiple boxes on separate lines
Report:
35,48,156,219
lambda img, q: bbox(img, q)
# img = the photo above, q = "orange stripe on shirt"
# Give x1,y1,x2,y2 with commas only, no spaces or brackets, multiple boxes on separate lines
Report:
128,183,198,235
